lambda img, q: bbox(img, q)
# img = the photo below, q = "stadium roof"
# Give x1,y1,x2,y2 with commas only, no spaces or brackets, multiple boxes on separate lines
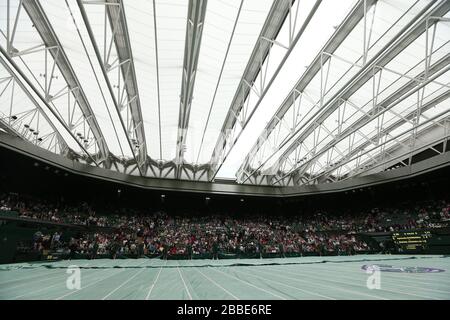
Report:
0,0,449,186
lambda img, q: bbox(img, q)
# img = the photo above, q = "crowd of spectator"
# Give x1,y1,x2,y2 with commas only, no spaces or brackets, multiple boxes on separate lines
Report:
26,213,371,259
1,192,449,260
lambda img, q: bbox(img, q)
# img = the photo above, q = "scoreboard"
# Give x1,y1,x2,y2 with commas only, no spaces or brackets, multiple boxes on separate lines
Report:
392,230,432,250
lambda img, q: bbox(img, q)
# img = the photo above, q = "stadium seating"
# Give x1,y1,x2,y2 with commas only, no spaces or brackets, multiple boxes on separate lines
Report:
1,192,449,261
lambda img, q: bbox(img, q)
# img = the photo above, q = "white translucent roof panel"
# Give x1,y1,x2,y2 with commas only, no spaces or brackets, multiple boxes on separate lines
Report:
317,70,450,175
354,116,450,177
42,0,133,157
184,0,272,164
0,0,99,155
123,0,160,160
235,0,319,132
1,0,448,184
420,98,450,122
303,0,426,109
227,0,328,174
248,0,429,173
123,0,189,162
316,71,449,172
0,61,72,154
265,2,449,176
155,0,187,161
81,5,119,75
217,0,357,178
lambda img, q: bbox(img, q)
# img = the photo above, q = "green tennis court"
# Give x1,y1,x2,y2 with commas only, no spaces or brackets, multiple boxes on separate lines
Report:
1,255,449,300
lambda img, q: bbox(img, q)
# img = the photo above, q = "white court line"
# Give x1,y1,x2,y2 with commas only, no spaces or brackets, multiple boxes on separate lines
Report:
0,262,93,292
8,261,106,300
3,261,93,297
281,263,449,297
231,266,335,300
102,267,147,300
177,266,193,300
269,265,440,300
145,261,166,300
208,267,287,300
308,267,450,293
244,265,353,300
54,259,144,300
0,264,75,286
178,261,198,299
260,265,389,300
0,260,97,286
102,257,159,300
101,257,160,300
187,261,239,300
55,269,126,300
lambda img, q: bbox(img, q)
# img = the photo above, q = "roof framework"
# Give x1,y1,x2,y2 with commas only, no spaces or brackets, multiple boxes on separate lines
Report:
236,0,450,185
0,0,448,186
174,0,207,179
208,0,320,179
77,0,148,175
1,0,110,165
0,48,70,157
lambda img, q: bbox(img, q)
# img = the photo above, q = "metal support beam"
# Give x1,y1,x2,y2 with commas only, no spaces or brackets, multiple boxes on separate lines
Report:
344,115,450,181
0,46,101,164
21,0,109,163
271,0,448,175
0,64,68,154
236,0,377,182
209,0,322,181
296,90,450,186
242,0,449,184
275,54,450,184
98,0,147,169
174,0,207,179
76,0,145,176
